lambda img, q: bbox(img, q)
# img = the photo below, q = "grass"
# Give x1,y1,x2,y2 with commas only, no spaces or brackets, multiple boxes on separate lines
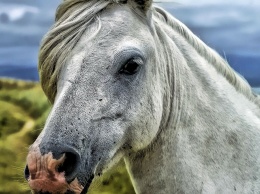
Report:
0,101,26,138
0,79,48,193
0,78,134,194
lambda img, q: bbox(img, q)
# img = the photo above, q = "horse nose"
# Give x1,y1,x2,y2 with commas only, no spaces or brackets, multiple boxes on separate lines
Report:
56,151,80,183
25,146,81,193
24,164,30,181
25,150,80,182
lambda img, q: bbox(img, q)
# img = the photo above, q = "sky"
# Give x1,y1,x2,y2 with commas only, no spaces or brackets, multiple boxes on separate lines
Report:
0,0,259,89
160,0,260,87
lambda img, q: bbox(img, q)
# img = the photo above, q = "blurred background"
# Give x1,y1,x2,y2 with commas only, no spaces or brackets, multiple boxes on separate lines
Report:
0,0,259,90
0,0,259,193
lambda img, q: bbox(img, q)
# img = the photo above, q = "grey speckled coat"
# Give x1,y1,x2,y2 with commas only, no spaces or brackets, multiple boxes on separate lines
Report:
25,0,260,193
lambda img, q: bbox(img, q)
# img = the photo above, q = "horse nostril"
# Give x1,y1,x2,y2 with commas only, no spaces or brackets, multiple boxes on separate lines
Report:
57,152,79,183
24,165,30,181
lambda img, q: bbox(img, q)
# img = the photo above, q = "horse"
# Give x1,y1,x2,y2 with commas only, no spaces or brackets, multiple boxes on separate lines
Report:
24,0,260,193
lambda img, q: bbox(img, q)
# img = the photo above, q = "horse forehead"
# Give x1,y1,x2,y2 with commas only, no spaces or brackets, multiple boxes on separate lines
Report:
76,4,152,53
100,3,144,25
99,4,151,40
58,4,153,90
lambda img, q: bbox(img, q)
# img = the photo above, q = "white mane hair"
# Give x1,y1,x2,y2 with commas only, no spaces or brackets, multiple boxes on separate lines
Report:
39,0,260,106
39,0,113,102
152,6,260,107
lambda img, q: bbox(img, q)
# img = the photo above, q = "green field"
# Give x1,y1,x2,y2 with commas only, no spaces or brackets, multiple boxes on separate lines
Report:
0,78,134,194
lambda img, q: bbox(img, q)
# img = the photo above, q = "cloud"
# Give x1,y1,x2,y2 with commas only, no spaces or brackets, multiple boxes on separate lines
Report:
0,0,259,85
253,88,260,94
160,1,260,86
163,0,260,6
0,5,39,22
0,0,61,67
165,3,260,53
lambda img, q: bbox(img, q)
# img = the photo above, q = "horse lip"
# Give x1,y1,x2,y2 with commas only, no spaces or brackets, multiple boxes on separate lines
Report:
29,177,85,194
80,174,94,194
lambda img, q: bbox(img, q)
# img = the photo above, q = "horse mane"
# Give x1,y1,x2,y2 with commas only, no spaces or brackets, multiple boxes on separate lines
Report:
39,0,118,103
39,0,260,107
152,6,260,107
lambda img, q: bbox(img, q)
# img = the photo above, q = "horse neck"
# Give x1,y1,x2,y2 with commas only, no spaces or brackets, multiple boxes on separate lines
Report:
124,19,260,194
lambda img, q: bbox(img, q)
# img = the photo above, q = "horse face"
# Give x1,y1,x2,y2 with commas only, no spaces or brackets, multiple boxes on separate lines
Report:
25,3,163,193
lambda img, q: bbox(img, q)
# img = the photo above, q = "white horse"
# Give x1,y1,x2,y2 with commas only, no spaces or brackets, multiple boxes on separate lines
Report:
25,0,260,193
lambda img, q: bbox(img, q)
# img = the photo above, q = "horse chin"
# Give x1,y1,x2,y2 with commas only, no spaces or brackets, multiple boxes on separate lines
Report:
29,177,86,194
93,149,124,177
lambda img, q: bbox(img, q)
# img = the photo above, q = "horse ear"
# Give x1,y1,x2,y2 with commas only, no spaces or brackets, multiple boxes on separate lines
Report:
126,0,153,12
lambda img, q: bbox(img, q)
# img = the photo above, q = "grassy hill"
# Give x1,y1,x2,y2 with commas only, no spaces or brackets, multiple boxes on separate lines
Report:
0,78,134,194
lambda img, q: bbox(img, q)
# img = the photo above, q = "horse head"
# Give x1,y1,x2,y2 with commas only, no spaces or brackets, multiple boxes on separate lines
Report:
25,0,166,193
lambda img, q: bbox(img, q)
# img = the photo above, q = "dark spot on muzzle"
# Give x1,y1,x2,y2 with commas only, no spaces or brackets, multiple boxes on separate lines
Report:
24,164,30,181
65,190,76,194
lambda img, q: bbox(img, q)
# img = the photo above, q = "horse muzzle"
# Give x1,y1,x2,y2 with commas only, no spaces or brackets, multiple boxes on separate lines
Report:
24,145,94,194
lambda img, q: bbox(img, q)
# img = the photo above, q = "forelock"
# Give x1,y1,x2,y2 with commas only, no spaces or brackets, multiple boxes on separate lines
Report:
38,0,117,103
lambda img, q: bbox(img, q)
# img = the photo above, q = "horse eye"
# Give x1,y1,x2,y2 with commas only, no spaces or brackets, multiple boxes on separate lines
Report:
119,58,141,75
